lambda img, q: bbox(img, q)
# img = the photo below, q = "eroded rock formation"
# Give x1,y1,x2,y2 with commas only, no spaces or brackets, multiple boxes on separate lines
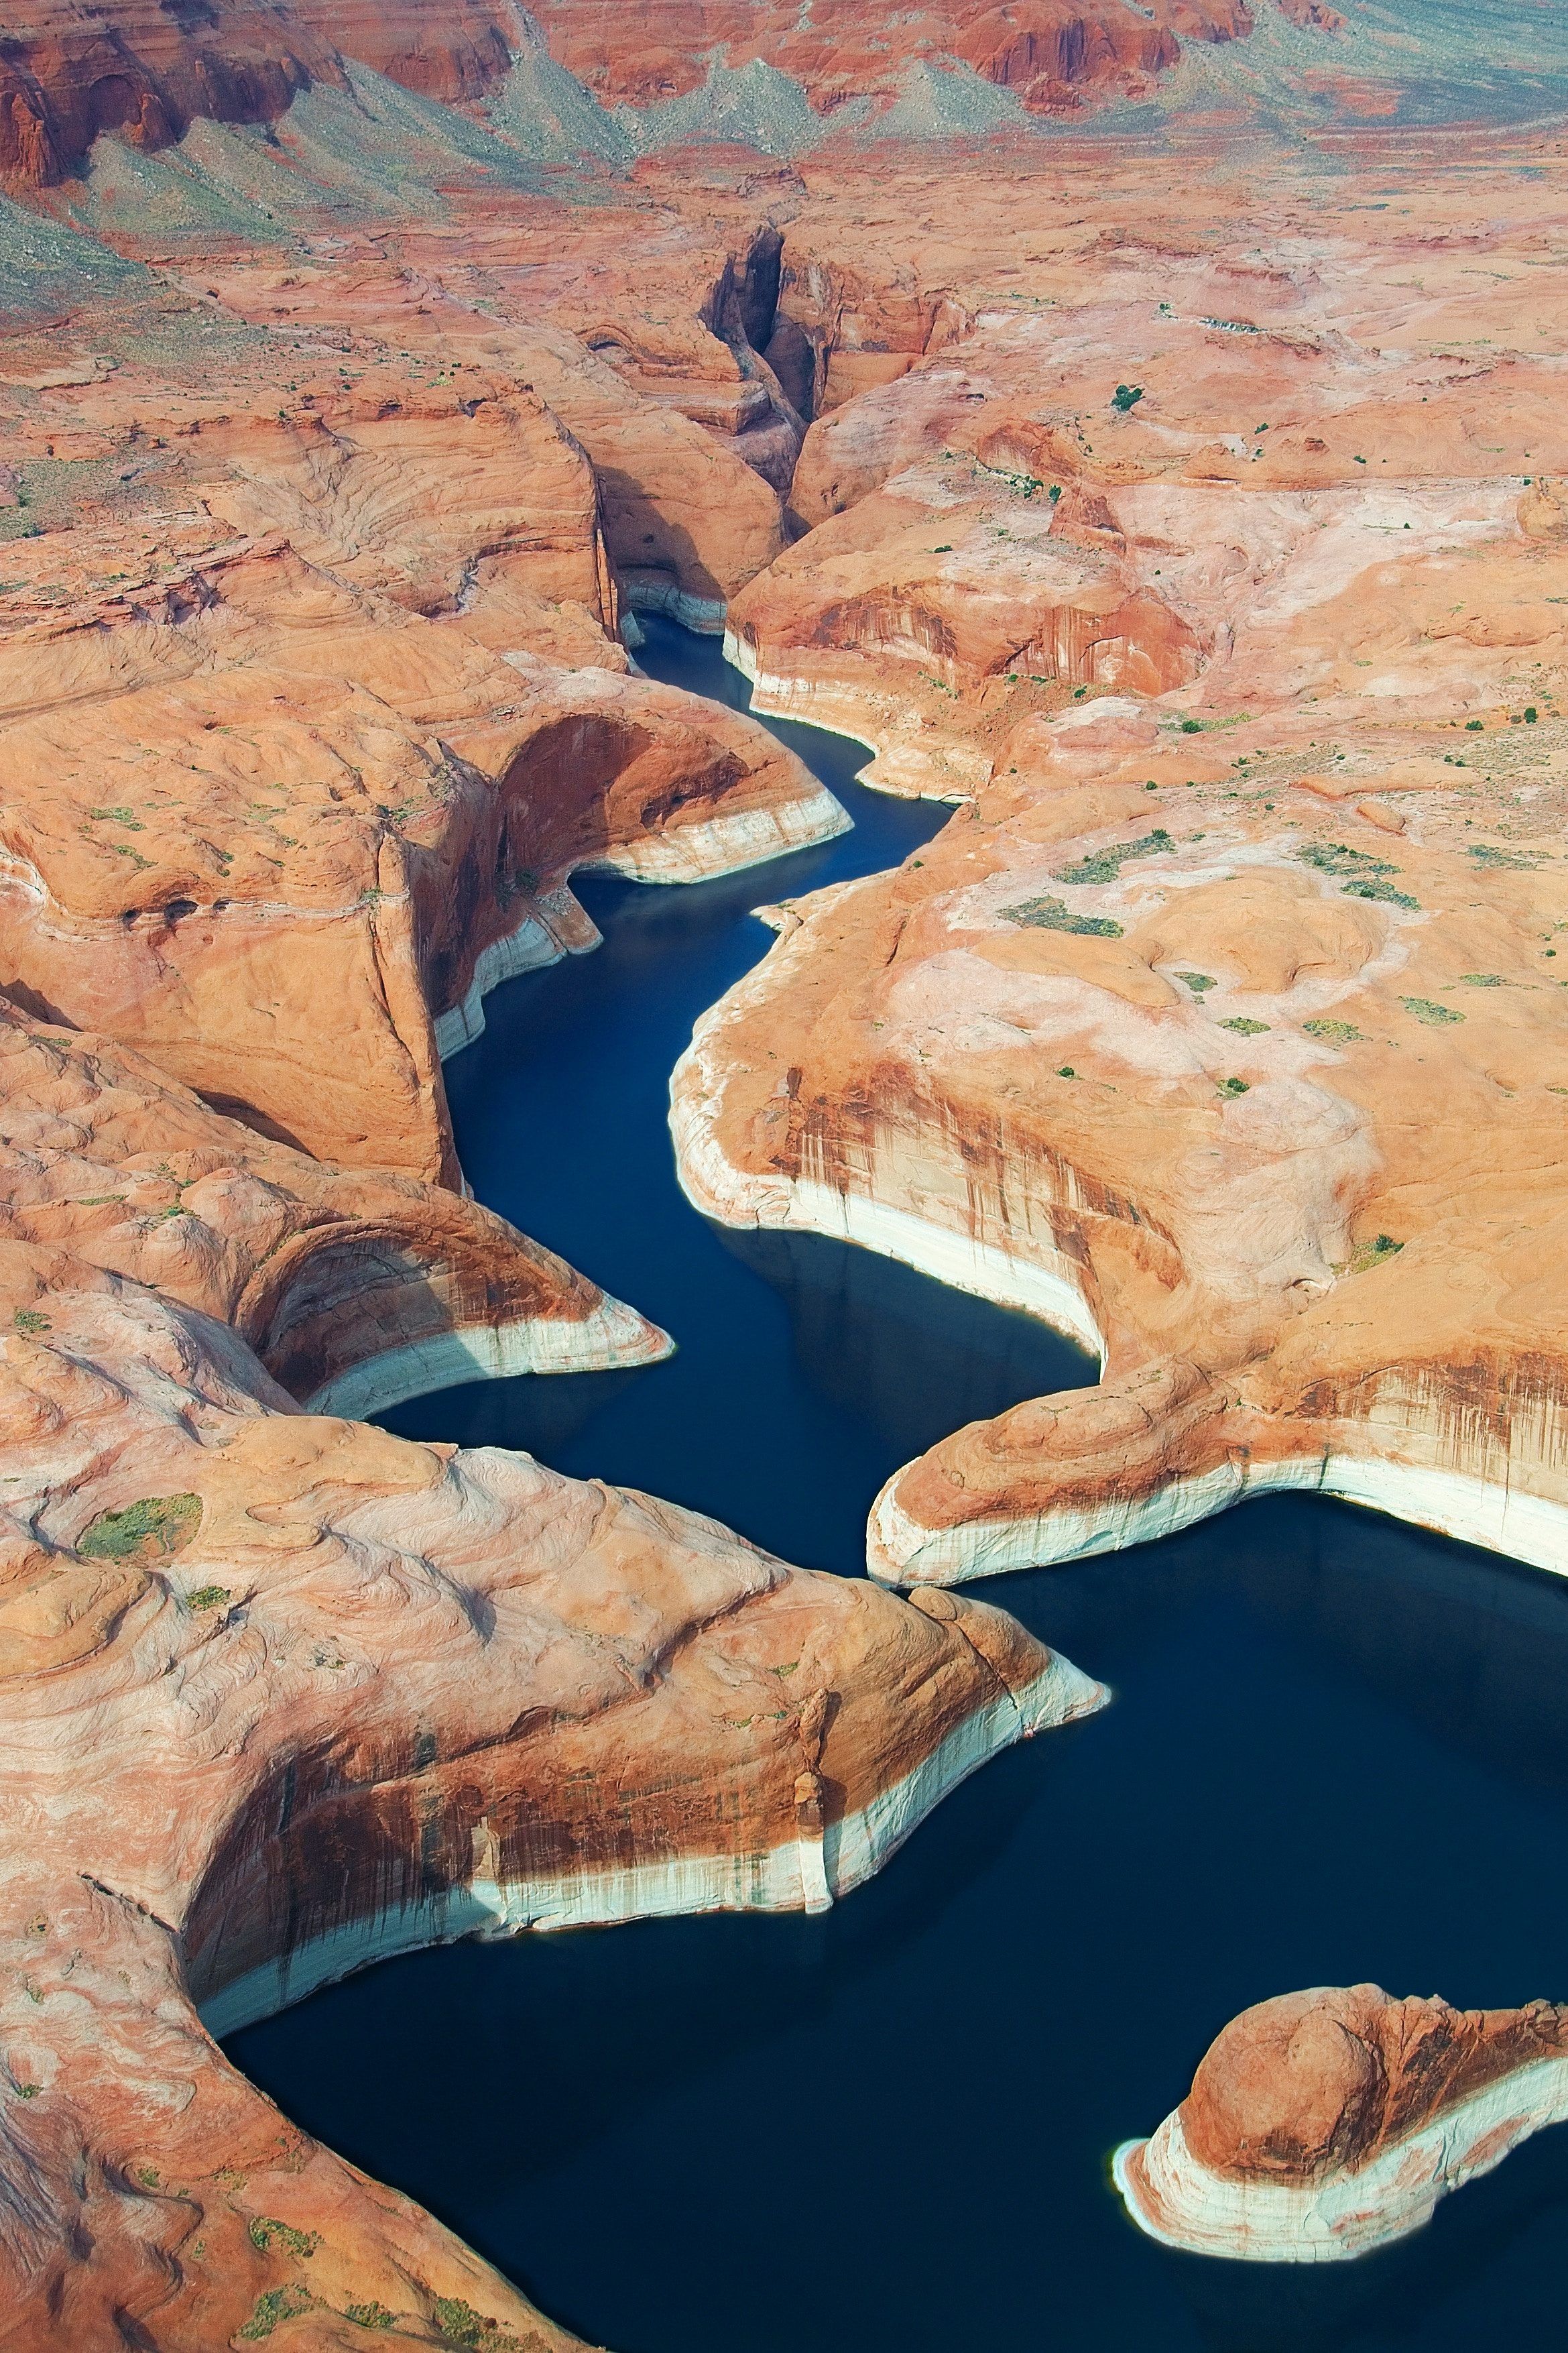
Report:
0,998,667,1418
0,1239,1103,2343
1115,1985,1568,2259
0,1,335,186
7,1,1568,2324
0,0,527,187
526,0,1313,115
0,345,844,1183
671,156,1568,1593
0,75,1139,2346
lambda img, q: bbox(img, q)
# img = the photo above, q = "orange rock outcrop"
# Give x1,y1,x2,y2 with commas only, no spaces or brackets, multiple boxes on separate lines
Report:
0,998,668,1416
6,7,1568,2327
1115,1985,1568,2258
670,143,1568,1595
0,1,333,186
0,0,524,187
0,78,1138,2347
0,347,841,1184
0,1238,1101,2340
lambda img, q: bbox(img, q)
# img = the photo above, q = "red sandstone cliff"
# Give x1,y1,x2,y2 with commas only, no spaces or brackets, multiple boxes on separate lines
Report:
526,0,1268,114
0,0,526,185
0,0,334,186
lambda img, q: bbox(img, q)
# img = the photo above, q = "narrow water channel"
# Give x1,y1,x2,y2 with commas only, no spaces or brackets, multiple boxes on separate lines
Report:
229,618,1568,2350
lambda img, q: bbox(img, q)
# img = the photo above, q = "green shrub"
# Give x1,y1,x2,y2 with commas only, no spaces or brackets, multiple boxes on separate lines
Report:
1177,971,1217,992
78,1494,201,1566
1347,1234,1404,1275
1299,841,1419,908
1401,997,1464,1026
1111,384,1144,413
1219,1017,1269,1035
431,2299,524,2348
346,2307,397,2332
1467,843,1539,870
1000,896,1123,939
248,2217,318,2260
1343,878,1421,908
186,1585,231,1612
1300,840,1391,878
1218,1077,1250,1096
238,2286,312,2340
1052,829,1172,887
1303,1019,1365,1043
1461,972,1504,986
11,1308,49,1336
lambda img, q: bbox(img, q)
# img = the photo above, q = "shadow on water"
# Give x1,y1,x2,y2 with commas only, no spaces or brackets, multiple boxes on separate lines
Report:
230,620,1568,2352
371,611,1092,1573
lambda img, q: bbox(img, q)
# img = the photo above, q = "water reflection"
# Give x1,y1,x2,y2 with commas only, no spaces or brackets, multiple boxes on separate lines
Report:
721,1224,1092,1469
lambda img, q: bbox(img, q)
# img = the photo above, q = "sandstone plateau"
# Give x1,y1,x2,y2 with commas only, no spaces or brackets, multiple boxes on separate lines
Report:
673,152,1568,1595
1115,1984,1568,2259
3,0,1568,2325
0,343,843,1182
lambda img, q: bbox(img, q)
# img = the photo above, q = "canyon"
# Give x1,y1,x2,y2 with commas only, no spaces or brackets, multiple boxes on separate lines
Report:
1,0,1568,2341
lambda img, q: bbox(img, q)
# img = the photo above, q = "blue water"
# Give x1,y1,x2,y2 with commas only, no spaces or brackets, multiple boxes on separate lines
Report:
375,617,1092,1571
229,618,1568,2350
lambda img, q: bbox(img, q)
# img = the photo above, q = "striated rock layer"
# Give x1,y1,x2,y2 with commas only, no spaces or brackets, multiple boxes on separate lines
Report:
0,116,1127,2348
0,996,668,1420
1115,1985,1568,2260
0,0,524,187
528,0,1311,116
9,25,1568,2334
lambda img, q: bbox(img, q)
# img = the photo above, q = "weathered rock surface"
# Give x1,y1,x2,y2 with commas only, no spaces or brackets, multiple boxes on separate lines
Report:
671,145,1568,1593
0,997,666,1418
1115,1985,1568,2259
0,0,335,187
0,1242,1103,2345
0,111,1128,2352
7,20,1568,2336
0,346,843,1183
731,225,1568,793
178,235,795,622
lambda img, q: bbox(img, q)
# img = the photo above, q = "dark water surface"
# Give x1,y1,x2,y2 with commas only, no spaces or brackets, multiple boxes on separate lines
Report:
231,620,1568,2350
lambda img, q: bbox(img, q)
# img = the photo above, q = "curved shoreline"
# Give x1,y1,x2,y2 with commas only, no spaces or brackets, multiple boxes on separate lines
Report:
868,1442,1568,1589
434,787,851,1063
301,1292,673,1420
671,1065,1105,1357
197,1646,1103,2039
1112,2056,1568,2262
723,628,982,803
